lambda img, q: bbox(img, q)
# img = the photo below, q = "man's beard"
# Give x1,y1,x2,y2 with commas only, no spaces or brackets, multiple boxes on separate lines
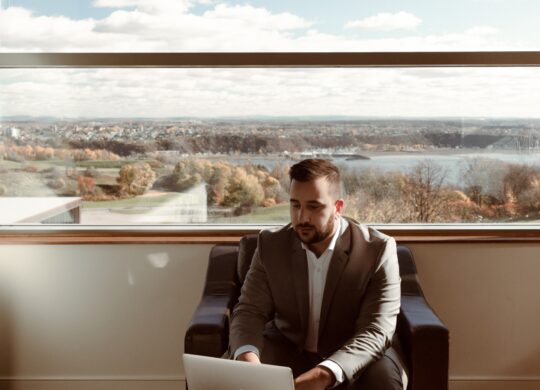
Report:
294,216,335,245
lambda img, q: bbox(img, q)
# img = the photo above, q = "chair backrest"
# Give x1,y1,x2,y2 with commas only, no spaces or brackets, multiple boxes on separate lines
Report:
236,234,422,296
397,246,423,296
237,234,258,284
204,244,239,296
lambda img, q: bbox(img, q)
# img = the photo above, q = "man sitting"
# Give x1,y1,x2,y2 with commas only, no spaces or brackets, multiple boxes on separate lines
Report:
229,158,407,389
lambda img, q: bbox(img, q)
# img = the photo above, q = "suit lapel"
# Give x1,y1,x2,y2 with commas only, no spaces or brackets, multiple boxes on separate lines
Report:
290,233,309,335
318,225,351,338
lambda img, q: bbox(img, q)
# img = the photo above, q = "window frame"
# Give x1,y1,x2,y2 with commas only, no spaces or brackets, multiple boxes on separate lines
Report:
1,51,540,243
3,52,540,67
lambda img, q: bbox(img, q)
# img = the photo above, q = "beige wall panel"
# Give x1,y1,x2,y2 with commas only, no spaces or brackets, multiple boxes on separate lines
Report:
0,380,185,390
409,243,540,380
449,380,540,390
0,244,211,381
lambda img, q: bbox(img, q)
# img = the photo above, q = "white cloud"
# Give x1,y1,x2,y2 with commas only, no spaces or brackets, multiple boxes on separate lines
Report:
345,11,422,31
203,4,312,30
0,3,308,52
92,0,192,14
465,26,499,36
0,4,526,52
0,7,102,52
3,68,540,118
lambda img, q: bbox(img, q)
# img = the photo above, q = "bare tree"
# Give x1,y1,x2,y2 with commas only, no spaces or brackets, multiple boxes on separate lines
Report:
461,158,506,206
343,168,409,223
503,164,539,202
403,159,448,223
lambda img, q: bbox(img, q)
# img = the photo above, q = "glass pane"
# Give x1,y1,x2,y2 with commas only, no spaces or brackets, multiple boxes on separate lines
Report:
1,67,540,225
1,0,540,52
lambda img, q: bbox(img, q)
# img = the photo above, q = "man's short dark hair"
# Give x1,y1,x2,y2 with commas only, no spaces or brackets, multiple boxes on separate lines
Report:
289,158,342,196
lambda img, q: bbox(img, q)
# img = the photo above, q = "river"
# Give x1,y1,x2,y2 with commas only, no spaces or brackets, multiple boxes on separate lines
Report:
206,151,540,187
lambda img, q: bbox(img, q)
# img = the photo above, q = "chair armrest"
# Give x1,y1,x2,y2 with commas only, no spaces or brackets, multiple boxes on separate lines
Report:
185,295,233,357
185,245,240,357
397,295,449,390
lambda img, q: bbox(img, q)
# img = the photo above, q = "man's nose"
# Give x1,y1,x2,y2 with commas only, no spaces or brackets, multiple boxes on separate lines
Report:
298,207,310,223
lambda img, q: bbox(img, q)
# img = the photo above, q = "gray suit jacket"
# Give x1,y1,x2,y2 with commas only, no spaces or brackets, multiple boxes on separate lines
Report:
229,218,401,383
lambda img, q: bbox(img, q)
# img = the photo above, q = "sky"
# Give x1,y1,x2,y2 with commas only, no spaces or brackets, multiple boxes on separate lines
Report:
1,0,540,118
2,0,540,52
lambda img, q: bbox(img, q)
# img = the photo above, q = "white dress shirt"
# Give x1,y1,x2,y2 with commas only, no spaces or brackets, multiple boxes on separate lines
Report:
301,217,347,386
235,217,348,387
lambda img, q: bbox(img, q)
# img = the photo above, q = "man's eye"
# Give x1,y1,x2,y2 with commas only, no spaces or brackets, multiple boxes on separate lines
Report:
291,204,300,209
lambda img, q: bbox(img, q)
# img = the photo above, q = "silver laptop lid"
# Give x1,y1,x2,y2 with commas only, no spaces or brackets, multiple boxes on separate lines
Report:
183,353,295,390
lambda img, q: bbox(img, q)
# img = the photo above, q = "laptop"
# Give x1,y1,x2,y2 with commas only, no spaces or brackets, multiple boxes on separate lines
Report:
183,353,295,390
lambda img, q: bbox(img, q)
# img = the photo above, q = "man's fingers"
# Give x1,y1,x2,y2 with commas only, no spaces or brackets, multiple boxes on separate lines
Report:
236,351,261,363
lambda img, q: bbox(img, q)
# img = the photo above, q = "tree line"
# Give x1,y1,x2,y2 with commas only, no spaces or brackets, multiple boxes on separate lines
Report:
2,142,539,222
343,158,540,223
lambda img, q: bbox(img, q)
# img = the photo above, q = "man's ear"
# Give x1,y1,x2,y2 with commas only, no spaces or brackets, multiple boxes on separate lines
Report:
335,199,345,215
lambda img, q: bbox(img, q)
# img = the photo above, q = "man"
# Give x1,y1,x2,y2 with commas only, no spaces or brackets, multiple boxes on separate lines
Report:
229,159,407,390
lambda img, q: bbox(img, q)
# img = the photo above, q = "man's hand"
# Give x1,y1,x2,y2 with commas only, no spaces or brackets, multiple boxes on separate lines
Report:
236,351,261,364
294,365,335,390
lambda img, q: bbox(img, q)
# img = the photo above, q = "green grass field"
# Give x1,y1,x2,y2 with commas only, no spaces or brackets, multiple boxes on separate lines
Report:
0,158,159,170
82,192,181,208
210,203,289,223
0,160,23,169
83,192,289,223
76,160,135,169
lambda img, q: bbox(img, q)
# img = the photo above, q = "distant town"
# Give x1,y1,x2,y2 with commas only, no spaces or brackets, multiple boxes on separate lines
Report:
2,117,540,156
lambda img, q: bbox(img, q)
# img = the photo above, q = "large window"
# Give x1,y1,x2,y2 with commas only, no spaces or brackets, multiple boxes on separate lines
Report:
1,1,539,227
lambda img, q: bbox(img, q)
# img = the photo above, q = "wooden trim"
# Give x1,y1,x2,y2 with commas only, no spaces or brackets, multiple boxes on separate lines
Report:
383,228,540,243
3,52,540,68
0,227,539,245
0,229,251,245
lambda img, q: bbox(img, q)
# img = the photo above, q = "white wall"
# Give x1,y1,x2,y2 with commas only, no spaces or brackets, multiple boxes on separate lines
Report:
0,242,539,390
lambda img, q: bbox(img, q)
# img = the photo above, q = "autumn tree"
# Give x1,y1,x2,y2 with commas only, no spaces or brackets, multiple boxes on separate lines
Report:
503,164,539,202
34,145,55,160
518,186,540,214
222,167,265,212
77,175,96,198
503,164,540,215
163,158,285,214
171,159,206,192
117,162,156,197
205,162,233,205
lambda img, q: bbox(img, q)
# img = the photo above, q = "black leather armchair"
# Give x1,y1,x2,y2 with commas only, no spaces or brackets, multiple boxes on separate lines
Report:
185,235,449,390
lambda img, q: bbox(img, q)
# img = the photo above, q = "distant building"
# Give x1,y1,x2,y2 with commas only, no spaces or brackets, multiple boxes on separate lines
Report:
4,127,20,139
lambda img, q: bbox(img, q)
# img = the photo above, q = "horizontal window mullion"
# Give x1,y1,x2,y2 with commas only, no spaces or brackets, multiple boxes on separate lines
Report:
3,52,540,68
